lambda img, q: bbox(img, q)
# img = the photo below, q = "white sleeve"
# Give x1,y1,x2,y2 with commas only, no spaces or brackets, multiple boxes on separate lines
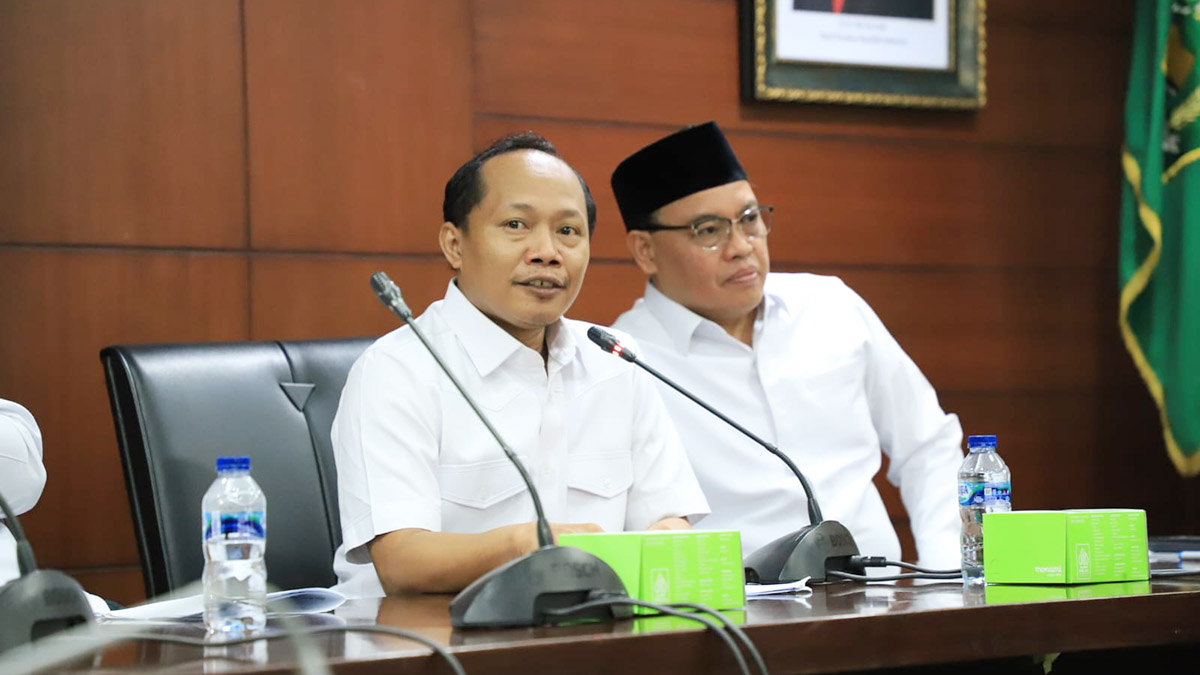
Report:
623,367,711,531
0,399,47,516
850,290,964,569
332,345,443,565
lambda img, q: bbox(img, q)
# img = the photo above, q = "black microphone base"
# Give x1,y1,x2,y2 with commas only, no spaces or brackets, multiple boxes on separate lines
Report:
744,520,860,584
0,569,95,653
450,545,632,628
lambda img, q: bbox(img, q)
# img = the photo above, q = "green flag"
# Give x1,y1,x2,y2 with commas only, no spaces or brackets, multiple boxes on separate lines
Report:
1120,1,1200,476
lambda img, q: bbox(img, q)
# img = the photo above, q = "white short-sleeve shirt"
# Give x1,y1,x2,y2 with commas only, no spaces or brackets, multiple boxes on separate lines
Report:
0,398,47,586
612,273,963,569
331,281,710,598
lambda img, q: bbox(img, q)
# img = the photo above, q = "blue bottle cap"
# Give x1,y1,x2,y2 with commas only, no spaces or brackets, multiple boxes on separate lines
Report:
967,435,997,449
216,456,251,472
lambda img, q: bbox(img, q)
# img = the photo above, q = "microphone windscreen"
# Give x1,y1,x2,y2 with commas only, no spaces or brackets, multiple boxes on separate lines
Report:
369,271,393,298
586,326,619,352
586,327,636,362
369,272,413,319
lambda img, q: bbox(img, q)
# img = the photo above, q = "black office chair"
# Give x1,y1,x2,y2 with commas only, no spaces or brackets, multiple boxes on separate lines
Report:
100,337,374,598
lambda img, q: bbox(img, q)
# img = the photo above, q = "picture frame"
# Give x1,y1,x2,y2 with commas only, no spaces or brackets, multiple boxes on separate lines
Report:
739,0,986,109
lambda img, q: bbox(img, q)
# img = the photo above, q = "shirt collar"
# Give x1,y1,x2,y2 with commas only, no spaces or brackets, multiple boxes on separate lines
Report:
760,273,790,319
544,320,579,375
641,281,707,353
440,280,575,377
642,276,787,353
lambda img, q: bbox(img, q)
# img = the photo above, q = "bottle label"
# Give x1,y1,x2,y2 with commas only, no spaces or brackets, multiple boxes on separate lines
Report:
204,510,266,540
958,481,1011,507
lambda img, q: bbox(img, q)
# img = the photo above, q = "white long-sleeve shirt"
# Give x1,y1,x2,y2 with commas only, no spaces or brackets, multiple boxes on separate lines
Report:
612,273,964,569
0,399,47,586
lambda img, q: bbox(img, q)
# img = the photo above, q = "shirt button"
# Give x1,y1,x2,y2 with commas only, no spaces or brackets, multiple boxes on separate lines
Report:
603,479,613,489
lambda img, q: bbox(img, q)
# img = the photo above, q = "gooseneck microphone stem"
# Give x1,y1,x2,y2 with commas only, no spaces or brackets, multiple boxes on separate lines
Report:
0,490,37,576
587,327,823,526
370,273,555,550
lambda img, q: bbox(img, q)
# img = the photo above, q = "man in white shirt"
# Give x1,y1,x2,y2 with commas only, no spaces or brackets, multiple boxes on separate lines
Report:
332,132,709,598
609,122,963,569
0,398,47,587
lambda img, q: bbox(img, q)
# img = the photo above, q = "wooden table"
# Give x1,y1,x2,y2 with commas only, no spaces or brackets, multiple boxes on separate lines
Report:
45,575,1200,674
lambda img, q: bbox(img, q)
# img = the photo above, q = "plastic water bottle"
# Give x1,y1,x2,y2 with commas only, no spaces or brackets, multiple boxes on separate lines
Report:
958,435,1010,585
202,456,267,638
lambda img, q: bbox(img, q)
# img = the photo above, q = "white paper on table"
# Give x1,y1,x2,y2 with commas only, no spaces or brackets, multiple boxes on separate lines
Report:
101,587,345,620
745,577,812,597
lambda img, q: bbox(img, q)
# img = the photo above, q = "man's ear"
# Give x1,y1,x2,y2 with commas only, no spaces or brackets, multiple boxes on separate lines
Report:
439,221,464,271
626,230,658,277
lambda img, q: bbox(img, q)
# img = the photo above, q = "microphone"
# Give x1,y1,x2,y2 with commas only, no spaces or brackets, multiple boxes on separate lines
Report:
586,326,860,584
369,273,631,628
0,490,94,652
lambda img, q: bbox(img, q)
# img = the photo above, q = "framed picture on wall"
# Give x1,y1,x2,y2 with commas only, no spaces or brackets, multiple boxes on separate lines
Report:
739,0,986,109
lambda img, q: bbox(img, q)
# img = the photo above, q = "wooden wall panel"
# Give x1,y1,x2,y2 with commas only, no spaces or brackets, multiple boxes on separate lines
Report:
245,0,473,253
71,566,146,607
474,0,1130,151
249,255,452,340
988,0,1131,33
475,118,1117,269
0,0,245,248
830,267,1125,393
0,249,249,570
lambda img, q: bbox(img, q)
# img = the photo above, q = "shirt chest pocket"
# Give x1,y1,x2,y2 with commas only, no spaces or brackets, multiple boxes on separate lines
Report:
438,457,528,512
565,452,633,530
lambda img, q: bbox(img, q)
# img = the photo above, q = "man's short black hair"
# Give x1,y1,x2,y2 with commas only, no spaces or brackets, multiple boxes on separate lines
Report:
442,131,597,235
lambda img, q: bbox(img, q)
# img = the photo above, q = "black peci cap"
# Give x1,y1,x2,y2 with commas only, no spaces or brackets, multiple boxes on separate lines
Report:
610,121,747,231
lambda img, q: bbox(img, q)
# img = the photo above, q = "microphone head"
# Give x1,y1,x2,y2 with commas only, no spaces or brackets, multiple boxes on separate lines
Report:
369,271,392,297
369,271,413,320
586,326,636,362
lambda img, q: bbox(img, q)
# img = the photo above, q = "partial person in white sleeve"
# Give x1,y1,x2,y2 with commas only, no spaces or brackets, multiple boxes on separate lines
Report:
330,132,710,598
609,122,964,570
0,398,47,587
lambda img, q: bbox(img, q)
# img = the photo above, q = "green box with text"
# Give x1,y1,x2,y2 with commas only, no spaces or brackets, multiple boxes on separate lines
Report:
558,530,745,613
982,509,1149,584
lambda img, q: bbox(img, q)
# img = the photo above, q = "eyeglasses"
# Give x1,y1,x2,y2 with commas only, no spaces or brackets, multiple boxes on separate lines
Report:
641,205,774,251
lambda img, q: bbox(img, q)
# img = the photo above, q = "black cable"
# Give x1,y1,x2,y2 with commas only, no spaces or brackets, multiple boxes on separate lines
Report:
88,625,466,675
1150,568,1200,577
672,602,768,675
881,560,961,575
545,597,754,675
848,556,960,576
827,570,960,582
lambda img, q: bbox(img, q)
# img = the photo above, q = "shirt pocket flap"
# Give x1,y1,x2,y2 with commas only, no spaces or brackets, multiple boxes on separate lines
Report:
438,457,528,509
567,452,633,499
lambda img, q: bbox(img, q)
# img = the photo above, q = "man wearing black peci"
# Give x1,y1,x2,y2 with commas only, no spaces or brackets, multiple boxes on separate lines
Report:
609,122,963,571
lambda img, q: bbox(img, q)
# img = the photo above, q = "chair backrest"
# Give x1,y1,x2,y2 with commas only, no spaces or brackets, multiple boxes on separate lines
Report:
100,337,373,598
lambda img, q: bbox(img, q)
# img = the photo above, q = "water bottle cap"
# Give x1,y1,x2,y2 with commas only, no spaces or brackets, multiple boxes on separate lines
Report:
967,435,997,449
216,456,251,473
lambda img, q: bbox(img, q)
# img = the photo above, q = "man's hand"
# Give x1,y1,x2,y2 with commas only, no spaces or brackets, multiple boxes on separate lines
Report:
506,520,604,554
371,521,602,595
646,516,690,531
